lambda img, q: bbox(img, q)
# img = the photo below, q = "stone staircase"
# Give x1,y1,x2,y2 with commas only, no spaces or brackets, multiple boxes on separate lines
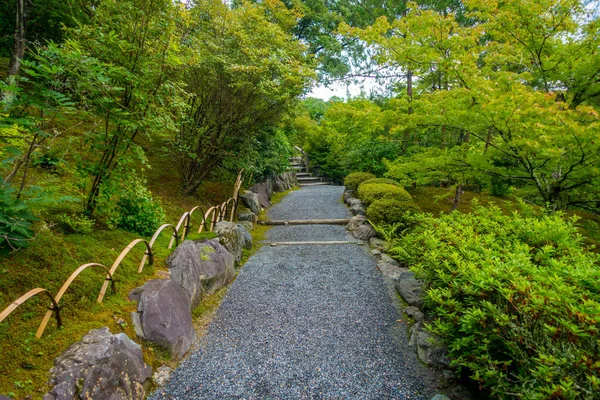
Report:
289,157,332,187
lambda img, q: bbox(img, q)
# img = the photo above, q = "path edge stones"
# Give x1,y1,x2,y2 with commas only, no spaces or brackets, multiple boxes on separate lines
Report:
342,187,475,400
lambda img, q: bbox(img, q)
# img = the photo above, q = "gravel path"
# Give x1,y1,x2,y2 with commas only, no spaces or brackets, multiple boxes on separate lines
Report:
151,186,438,399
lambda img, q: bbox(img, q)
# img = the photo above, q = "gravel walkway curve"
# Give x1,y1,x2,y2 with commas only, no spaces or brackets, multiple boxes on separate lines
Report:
151,186,439,399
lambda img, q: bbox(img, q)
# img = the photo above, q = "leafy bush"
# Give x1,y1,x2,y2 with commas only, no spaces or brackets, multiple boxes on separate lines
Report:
0,185,37,250
357,183,412,206
391,205,600,399
343,172,376,191
367,199,421,227
359,178,402,188
56,214,95,234
105,183,166,237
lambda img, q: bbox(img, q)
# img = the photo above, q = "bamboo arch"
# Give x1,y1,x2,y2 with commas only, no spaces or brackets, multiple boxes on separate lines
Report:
37,263,114,338
139,224,179,268
96,239,153,304
0,170,245,338
0,288,62,330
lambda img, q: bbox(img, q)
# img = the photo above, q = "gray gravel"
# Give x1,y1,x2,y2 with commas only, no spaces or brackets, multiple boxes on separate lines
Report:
268,186,351,221
151,185,438,399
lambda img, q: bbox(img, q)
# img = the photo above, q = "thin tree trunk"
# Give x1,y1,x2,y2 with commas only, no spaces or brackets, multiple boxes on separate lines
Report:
451,183,462,211
7,0,27,80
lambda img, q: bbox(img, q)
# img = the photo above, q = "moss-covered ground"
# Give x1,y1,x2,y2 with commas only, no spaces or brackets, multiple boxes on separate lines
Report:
409,186,600,248
0,156,293,399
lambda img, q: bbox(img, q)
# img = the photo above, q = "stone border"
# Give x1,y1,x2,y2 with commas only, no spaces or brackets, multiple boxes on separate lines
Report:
342,188,473,400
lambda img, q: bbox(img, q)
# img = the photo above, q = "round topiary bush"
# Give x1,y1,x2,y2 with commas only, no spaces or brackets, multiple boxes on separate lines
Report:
357,183,412,206
344,172,376,191
367,199,421,226
359,178,402,188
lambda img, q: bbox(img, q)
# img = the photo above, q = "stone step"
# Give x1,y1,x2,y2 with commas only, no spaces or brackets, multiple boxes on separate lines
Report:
296,172,311,177
299,182,332,187
297,176,321,182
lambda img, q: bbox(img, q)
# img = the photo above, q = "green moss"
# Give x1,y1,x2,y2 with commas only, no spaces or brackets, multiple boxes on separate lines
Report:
357,183,412,206
343,172,376,191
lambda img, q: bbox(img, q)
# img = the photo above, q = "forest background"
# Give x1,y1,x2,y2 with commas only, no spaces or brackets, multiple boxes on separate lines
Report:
1,0,599,398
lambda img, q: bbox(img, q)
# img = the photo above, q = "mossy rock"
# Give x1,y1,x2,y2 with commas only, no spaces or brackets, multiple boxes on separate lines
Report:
359,178,402,189
357,183,412,206
367,199,421,226
344,172,376,191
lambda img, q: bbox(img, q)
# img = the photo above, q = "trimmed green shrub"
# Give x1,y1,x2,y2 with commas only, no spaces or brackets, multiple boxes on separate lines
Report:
106,184,166,236
367,199,421,226
344,172,376,191
357,183,412,206
391,205,600,399
359,178,402,188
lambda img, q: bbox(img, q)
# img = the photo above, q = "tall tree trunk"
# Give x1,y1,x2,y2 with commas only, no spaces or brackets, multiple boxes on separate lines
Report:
7,0,28,81
451,183,463,211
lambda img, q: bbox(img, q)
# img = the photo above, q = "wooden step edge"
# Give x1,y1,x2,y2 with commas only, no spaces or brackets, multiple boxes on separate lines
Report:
258,219,350,226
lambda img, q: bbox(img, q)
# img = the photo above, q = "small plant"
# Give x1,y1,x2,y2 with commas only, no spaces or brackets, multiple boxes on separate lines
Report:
343,172,376,191
367,198,421,226
357,183,412,206
106,182,166,237
56,213,95,234
358,178,402,188
0,184,37,250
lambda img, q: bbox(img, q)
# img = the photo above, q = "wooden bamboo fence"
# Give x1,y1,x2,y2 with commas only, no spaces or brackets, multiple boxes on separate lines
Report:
0,171,244,338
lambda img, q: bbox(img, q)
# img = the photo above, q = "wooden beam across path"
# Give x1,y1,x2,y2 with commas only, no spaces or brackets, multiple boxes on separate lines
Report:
267,240,365,246
259,219,350,226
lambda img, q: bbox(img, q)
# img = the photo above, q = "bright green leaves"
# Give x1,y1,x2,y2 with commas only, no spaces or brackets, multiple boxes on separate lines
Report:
391,205,600,398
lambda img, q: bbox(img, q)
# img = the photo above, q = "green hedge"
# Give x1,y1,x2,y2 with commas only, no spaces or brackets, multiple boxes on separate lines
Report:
359,178,402,188
357,183,412,206
391,205,600,399
367,199,421,226
344,172,376,191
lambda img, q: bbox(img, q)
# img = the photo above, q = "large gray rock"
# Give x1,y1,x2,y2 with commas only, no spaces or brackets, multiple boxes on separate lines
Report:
236,223,253,250
395,271,424,308
380,253,400,267
352,224,376,241
346,215,367,232
410,322,449,367
343,190,355,202
153,365,173,387
347,198,362,208
238,211,258,223
240,191,261,215
214,221,247,263
249,181,272,209
404,306,424,322
166,239,235,308
370,237,391,252
238,221,254,232
273,174,291,192
129,279,196,359
44,327,151,400
377,261,408,280
350,203,366,216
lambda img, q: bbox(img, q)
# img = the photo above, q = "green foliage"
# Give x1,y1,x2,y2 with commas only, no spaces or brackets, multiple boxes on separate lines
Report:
0,184,37,250
174,0,314,195
359,178,401,188
55,213,95,234
343,172,375,191
104,181,166,237
366,198,421,227
392,205,600,399
357,183,412,206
